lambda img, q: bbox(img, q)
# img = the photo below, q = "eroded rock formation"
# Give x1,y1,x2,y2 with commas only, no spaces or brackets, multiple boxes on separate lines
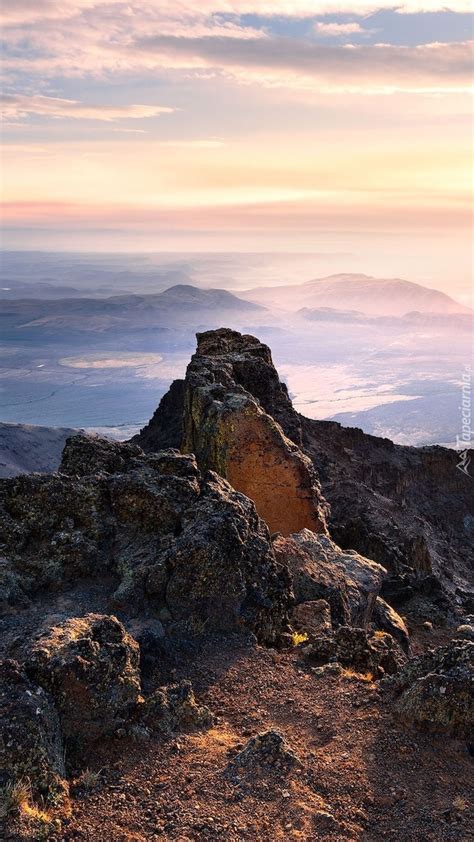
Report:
135,328,473,615
136,328,328,536
0,436,291,644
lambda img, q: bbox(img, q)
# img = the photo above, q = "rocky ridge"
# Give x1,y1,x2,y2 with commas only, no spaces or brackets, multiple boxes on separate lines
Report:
0,327,472,840
135,328,473,615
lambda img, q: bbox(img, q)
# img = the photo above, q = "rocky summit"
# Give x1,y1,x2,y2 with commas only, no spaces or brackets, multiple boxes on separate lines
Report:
1,328,473,841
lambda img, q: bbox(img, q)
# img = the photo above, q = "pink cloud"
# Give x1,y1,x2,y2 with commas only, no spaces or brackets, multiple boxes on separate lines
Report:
0,94,175,122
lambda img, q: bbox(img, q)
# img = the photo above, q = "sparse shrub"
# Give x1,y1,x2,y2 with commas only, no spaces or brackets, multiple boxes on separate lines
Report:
0,779,30,819
342,668,374,683
291,631,309,646
0,779,60,840
75,768,102,790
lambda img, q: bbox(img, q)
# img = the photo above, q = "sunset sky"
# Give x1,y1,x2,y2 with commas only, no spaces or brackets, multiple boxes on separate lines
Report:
1,2,472,297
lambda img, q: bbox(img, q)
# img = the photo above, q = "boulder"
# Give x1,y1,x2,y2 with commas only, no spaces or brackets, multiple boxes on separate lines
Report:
26,614,141,745
227,730,301,778
142,680,213,733
275,530,385,629
388,639,473,740
304,626,407,676
292,599,332,636
162,472,291,643
274,534,350,626
0,660,66,801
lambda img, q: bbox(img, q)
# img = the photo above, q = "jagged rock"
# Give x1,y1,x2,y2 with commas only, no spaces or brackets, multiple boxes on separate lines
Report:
134,328,473,609
60,433,143,477
292,599,332,636
0,471,110,598
0,437,291,643
133,379,185,452
26,614,141,745
387,639,473,740
275,530,385,629
301,417,473,602
162,472,291,642
304,626,406,676
372,596,410,654
0,659,67,801
135,329,328,536
141,680,213,733
227,730,301,777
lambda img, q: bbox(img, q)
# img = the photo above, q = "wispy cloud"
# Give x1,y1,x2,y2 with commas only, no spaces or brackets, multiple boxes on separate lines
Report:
314,22,366,37
0,94,175,122
128,36,473,94
1,2,473,27
2,1,471,93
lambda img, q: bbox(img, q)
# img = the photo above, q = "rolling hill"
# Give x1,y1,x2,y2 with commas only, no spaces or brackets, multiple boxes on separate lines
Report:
244,273,470,316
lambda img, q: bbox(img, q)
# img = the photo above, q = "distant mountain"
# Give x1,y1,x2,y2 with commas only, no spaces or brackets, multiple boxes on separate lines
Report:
0,422,77,478
298,306,473,331
0,285,266,335
244,273,470,316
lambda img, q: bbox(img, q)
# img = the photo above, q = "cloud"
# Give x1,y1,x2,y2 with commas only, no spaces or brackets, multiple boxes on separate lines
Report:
129,36,473,94
1,2,473,27
1,0,471,95
0,94,175,122
314,22,366,37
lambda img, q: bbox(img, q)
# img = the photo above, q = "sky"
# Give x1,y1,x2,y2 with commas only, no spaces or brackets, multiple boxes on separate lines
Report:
0,2,473,299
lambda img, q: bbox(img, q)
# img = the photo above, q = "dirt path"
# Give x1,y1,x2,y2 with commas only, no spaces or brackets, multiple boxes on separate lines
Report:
48,638,472,842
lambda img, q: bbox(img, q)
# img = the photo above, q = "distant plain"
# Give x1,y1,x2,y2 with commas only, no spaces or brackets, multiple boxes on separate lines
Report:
1,251,471,447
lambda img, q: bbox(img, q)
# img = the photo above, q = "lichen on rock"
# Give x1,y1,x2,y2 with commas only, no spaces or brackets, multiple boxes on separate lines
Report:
386,639,473,740
141,679,213,733
25,614,142,746
0,659,67,801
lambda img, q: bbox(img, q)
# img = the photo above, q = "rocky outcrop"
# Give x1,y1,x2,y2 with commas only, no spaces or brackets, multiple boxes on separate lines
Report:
304,626,407,676
387,639,473,740
227,730,301,778
142,680,213,733
302,417,473,609
26,614,142,745
133,328,473,620
275,530,385,629
133,379,185,453
0,659,67,800
135,329,328,536
0,436,291,643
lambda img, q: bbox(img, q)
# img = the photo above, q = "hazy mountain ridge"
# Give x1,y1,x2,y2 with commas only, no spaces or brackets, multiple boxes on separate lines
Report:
1,284,266,334
244,273,470,316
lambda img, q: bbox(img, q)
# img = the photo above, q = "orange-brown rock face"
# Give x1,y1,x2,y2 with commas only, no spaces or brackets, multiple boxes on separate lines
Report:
221,405,326,535
180,329,328,536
